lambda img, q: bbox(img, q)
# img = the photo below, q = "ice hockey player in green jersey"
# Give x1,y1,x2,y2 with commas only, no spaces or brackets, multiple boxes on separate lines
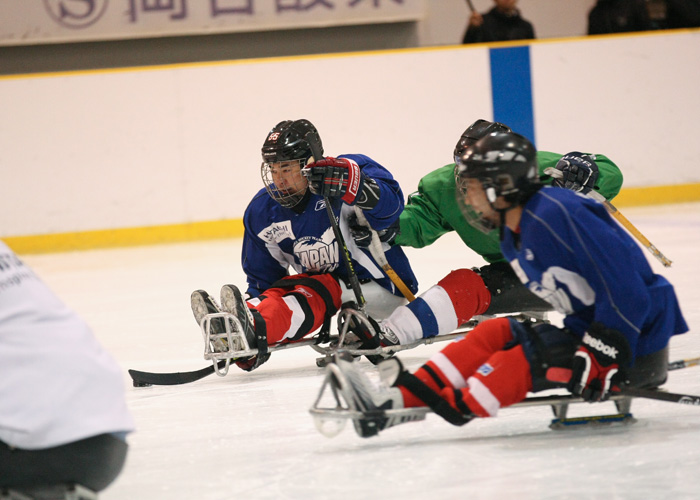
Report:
349,119,624,347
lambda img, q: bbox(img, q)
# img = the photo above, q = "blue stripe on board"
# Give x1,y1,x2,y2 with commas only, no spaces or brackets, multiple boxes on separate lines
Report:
489,45,536,146
406,297,439,337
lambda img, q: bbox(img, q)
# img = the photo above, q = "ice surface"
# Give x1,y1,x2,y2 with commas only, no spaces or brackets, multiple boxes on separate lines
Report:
22,202,700,500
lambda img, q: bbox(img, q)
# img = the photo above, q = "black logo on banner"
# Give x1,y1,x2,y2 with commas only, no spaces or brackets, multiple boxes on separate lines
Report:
43,0,109,29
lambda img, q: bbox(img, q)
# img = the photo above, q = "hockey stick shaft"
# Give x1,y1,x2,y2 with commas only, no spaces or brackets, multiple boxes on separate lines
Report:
599,197,672,267
620,386,700,405
353,207,416,302
547,367,700,406
325,199,366,309
544,168,672,267
304,132,366,310
465,0,475,13
130,334,699,386
668,356,700,370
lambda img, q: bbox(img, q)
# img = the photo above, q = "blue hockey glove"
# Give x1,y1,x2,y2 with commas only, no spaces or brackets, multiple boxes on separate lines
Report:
303,157,366,205
567,322,631,402
348,214,400,248
553,152,599,194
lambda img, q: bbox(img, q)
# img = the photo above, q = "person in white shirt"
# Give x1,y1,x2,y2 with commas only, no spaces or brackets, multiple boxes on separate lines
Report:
0,240,134,494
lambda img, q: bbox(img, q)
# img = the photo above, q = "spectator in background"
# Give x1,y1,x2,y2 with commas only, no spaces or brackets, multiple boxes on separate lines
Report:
588,0,652,34
462,0,535,44
648,0,700,29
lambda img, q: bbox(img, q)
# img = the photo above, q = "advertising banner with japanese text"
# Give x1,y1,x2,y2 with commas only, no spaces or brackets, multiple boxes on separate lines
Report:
0,0,425,46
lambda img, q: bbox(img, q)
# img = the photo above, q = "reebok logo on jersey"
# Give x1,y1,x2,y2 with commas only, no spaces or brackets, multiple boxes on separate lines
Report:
582,332,618,359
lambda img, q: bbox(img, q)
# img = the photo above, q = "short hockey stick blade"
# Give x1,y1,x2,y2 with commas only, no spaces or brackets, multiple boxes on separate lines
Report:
128,360,226,387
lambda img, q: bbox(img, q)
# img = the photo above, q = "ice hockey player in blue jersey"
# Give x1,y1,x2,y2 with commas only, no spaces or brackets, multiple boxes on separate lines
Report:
326,131,688,437
190,119,418,371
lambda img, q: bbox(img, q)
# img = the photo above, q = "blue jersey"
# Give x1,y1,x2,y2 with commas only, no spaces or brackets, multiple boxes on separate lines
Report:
500,186,687,358
242,154,418,298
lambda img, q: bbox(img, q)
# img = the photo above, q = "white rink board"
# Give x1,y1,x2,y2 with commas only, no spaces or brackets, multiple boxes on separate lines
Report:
1,30,699,237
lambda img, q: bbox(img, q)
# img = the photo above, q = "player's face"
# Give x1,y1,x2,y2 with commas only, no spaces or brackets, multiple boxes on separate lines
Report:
463,178,500,227
269,160,308,195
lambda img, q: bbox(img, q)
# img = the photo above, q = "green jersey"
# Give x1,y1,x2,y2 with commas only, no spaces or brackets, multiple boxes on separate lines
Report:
396,152,623,263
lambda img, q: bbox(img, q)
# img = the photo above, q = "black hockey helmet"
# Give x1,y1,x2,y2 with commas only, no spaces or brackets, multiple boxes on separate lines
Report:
261,119,323,209
453,119,512,162
261,119,323,164
455,132,540,233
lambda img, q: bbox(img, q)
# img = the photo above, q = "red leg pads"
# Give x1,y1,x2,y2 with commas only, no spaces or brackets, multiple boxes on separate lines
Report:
251,274,342,344
399,318,518,409
452,345,532,417
438,317,514,376
436,268,491,323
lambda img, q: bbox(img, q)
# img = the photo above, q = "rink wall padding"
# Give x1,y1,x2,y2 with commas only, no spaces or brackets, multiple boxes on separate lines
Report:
1,29,699,253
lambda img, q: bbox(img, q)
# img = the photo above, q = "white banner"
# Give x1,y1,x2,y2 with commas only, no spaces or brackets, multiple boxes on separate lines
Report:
0,0,425,46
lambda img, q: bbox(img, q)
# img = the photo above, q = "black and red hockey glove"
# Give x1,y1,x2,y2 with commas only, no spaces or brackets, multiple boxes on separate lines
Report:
567,322,632,402
304,157,367,205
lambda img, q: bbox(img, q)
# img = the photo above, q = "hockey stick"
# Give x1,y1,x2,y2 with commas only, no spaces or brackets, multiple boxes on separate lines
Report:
591,192,672,267
128,314,500,387
544,168,672,267
668,356,700,370
465,0,475,13
620,386,700,406
353,207,416,302
129,333,700,387
303,133,367,310
129,362,226,387
546,367,700,406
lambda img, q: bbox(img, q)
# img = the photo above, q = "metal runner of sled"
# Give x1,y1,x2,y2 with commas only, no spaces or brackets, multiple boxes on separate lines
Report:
199,307,548,377
309,355,700,437
309,359,634,437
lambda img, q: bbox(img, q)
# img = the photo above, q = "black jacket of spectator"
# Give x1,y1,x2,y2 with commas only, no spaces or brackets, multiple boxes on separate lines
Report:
588,0,652,34
462,7,536,44
663,0,700,28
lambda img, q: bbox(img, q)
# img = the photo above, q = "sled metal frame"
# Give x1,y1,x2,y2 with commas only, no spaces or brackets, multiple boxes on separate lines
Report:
199,308,501,376
309,362,636,437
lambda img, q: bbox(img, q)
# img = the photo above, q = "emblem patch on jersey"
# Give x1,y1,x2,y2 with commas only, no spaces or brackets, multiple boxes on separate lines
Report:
293,227,339,273
258,221,295,244
314,199,326,212
477,363,494,377
524,248,535,261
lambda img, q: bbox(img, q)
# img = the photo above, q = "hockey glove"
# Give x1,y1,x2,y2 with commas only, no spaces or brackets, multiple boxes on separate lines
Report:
552,152,599,194
303,157,367,205
348,214,400,248
567,322,632,402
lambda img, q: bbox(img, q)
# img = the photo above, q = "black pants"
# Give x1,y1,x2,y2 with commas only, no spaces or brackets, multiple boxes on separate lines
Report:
478,262,552,315
0,433,128,492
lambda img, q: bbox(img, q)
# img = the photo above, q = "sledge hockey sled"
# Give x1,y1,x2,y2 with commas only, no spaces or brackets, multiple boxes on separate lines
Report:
308,357,700,438
200,307,548,376
128,308,549,386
